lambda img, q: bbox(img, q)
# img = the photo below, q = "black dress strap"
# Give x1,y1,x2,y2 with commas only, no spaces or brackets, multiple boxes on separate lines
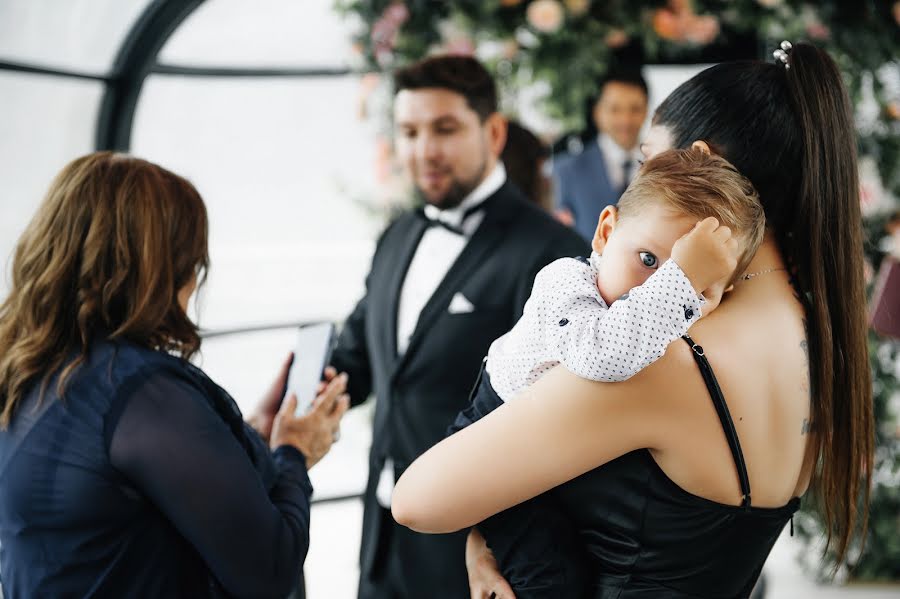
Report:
682,335,753,508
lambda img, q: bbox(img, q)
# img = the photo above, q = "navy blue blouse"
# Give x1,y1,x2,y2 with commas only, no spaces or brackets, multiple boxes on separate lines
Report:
0,340,312,598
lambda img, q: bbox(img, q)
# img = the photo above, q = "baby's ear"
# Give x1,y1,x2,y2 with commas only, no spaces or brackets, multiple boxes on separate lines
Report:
691,140,712,155
592,206,618,254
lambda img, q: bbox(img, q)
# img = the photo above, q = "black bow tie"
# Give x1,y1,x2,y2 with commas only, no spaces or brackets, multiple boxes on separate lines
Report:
425,218,466,235
420,201,487,236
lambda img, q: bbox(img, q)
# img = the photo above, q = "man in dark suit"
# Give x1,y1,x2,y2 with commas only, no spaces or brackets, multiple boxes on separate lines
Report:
327,55,588,599
554,70,649,241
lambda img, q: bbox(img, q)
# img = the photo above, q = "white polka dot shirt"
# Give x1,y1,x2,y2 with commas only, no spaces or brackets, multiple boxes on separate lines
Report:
486,252,706,402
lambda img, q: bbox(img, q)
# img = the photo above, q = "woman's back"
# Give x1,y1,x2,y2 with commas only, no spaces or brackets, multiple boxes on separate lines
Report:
551,255,811,597
653,261,813,509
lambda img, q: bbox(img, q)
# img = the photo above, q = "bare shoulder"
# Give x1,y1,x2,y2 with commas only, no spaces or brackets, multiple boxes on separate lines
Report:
649,283,813,505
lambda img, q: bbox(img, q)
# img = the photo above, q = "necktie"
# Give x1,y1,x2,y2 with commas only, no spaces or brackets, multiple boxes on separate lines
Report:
620,159,634,197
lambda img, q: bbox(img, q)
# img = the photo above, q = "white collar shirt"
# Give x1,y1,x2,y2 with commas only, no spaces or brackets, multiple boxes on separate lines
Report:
598,134,643,192
376,162,506,508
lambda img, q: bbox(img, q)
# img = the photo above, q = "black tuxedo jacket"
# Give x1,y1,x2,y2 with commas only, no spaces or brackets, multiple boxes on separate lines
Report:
330,182,588,595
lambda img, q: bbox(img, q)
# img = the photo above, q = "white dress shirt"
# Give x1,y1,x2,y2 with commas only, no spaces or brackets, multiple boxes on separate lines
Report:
598,134,643,192
486,252,705,402
395,163,506,353
377,163,507,507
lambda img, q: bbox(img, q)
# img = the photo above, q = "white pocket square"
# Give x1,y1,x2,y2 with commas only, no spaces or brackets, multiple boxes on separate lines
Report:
448,292,475,314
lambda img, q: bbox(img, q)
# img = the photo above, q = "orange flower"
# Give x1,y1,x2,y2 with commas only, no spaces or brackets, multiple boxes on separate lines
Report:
652,9,682,41
886,102,900,121
527,0,565,33
564,0,590,16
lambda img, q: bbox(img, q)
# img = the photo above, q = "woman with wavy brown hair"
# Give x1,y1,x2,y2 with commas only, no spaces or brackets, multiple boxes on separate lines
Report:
0,152,349,598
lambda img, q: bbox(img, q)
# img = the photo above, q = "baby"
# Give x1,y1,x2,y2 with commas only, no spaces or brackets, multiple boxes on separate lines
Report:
447,147,765,598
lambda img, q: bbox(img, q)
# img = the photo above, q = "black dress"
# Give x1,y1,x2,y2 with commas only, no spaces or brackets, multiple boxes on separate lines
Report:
449,336,799,599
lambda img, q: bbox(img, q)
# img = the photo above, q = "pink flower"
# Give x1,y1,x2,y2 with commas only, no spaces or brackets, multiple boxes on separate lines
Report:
604,29,629,48
859,182,877,212
527,0,565,33
370,3,409,66
383,2,409,26
684,15,720,44
756,0,782,7
894,1,900,26
444,37,476,56
805,21,830,40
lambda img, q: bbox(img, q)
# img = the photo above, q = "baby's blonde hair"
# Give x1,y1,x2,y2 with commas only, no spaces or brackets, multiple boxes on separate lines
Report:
618,147,765,286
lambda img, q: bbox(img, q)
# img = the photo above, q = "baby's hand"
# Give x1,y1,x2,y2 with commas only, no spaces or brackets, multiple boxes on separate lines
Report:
671,217,739,296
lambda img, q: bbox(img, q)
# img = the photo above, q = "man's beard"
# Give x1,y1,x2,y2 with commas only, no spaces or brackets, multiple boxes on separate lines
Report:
414,158,488,210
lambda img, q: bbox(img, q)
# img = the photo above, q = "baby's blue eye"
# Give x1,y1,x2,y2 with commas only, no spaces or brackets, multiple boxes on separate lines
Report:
639,251,658,268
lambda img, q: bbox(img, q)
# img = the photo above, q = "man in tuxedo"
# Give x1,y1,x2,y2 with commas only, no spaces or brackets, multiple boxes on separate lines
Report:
554,70,649,241
328,55,588,599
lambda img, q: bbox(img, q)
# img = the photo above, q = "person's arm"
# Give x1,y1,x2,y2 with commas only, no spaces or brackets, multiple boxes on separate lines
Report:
107,367,342,598
329,291,373,407
328,221,402,406
392,361,672,534
553,258,704,381
557,216,739,380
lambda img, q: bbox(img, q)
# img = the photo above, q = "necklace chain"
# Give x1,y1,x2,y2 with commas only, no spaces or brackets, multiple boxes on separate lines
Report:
739,267,787,281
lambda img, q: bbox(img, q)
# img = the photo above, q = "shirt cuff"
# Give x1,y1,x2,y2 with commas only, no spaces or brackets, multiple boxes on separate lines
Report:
656,259,705,325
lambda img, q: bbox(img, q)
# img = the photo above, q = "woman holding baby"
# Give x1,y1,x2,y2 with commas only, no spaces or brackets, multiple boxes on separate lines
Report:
392,41,873,598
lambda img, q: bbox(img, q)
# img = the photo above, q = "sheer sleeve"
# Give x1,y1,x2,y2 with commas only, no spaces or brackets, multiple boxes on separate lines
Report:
107,367,312,598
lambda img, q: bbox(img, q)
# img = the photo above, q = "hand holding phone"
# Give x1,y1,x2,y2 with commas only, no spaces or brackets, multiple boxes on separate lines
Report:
284,322,336,416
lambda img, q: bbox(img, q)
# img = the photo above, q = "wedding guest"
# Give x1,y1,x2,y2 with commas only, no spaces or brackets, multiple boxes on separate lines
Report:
502,120,552,211
394,42,873,599
0,152,349,598
326,55,588,599
554,70,649,241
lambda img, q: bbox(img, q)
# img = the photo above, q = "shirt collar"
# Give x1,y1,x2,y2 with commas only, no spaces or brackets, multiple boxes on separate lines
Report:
423,162,506,228
597,134,642,165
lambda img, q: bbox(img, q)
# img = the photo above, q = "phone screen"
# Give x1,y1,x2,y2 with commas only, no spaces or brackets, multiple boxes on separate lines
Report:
285,322,335,416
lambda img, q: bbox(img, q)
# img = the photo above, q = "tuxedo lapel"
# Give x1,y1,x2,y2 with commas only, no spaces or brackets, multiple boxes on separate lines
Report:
380,213,427,361
391,187,519,379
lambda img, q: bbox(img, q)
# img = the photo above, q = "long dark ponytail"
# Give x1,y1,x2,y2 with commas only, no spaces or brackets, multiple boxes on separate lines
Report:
655,42,873,567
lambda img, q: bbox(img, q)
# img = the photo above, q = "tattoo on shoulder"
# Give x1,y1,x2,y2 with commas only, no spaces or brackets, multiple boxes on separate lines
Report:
800,339,811,398
801,418,816,435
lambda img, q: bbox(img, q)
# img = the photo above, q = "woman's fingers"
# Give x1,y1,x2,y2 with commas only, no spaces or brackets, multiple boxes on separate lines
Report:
328,394,351,426
312,372,348,414
278,392,298,417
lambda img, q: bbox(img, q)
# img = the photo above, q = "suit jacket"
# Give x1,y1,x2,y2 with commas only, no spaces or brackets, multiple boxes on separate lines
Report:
554,140,621,242
330,181,588,596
